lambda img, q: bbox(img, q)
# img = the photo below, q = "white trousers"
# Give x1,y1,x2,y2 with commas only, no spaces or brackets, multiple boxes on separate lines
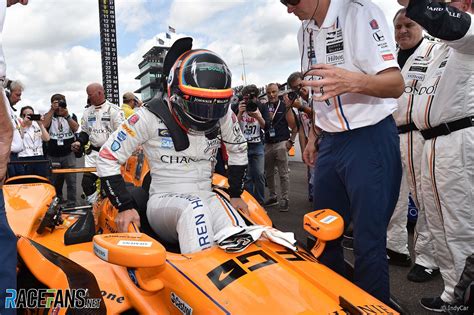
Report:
146,191,246,254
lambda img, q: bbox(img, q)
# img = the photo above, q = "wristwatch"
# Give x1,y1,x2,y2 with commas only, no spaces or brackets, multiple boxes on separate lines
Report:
65,115,71,121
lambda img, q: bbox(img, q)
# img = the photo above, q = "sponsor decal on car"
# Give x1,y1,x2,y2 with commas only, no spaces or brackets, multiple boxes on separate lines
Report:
94,242,109,261
320,215,338,224
117,240,152,247
171,292,193,315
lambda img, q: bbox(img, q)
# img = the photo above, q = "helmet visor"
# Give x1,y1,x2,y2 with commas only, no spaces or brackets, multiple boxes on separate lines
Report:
175,95,230,121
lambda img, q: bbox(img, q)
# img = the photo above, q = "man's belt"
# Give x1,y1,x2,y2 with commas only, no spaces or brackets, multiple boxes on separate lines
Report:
420,116,474,140
398,122,419,134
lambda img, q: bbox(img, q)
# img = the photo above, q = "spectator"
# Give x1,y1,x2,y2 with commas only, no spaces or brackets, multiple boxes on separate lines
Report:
1,2,29,315
263,83,297,212
43,94,79,206
398,0,474,311
72,83,124,204
233,84,270,205
121,91,142,119
283,0,404,304
18,106,49,177
286,72,314,202
386,9,440,282
5,79,24,177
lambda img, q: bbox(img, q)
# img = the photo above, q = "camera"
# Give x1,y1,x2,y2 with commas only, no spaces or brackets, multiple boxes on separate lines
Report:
288,91,298,101
27,114,42,121
245,92,258,112
58,100,67,108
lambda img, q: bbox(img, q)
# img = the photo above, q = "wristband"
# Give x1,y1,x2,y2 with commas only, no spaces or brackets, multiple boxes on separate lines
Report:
288,139,295,144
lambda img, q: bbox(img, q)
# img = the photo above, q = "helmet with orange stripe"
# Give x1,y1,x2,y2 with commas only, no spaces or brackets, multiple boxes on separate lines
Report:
167,49,233,135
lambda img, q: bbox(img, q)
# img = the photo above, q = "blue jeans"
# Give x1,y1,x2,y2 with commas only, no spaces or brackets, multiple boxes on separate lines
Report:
245,142,265,204
312,116,402,304
0,189,17,315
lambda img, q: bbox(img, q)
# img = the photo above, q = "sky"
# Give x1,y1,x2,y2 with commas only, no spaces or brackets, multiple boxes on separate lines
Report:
3,0,402,116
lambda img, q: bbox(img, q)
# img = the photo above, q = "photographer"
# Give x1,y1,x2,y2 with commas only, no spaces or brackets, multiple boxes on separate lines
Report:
264,83,297,212
5,80,25,177
18,106,49,177
233,84,270,205
286,72,314,202
43,94,79,206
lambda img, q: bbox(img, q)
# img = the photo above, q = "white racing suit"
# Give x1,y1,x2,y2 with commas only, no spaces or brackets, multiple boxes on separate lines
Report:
77,101,124,202
387,37,439,270
407,1,474,303
97,103,249,254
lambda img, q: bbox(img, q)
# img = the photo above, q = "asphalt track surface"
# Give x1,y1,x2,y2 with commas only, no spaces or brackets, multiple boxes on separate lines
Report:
68,157,443,314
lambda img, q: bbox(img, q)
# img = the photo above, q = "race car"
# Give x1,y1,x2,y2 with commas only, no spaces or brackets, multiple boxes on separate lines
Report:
4,158,400,314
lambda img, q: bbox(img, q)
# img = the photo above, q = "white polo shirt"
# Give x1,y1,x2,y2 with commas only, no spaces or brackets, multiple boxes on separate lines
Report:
298,0,399,132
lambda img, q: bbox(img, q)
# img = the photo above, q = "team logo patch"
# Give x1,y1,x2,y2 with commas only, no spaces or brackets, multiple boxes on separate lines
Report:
128,114,140,126
158,129,171,137
369,19,379,30
111,140,121,152
121,124,136,137
117,130,127,142
99,148,117,161
160,137,174,149
382,53,394,61
88,116,96,122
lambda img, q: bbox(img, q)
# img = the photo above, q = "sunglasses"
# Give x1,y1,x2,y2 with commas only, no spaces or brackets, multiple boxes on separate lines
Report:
280,0,300,6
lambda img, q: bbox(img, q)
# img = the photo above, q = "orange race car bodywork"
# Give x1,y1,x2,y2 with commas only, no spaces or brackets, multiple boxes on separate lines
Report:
3,157,399,315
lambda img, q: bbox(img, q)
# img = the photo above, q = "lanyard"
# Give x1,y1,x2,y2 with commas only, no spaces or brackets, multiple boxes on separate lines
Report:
270,100,282,122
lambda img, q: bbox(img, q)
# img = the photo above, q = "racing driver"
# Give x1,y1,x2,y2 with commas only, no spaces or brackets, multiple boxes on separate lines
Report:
96,47,249,254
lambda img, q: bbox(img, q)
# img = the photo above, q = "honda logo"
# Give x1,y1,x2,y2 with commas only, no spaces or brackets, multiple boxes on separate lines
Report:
373,31,385,42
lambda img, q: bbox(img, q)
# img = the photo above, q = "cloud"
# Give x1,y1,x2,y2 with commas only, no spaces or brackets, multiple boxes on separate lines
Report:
3,0,401,118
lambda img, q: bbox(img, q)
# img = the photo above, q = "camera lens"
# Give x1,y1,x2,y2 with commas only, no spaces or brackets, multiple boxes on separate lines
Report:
246,100,258,112
288,91,297,101
58,100,67,108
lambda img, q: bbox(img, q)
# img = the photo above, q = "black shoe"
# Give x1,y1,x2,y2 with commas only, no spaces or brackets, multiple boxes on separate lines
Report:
279,198,289,212
407,263,440,282
387,248,412,267
420,296,449,313
264,197,278,207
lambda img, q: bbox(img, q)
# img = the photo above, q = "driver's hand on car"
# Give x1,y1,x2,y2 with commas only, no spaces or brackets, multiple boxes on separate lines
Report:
71,141,81,153
230,198,249,217
115,209,141,232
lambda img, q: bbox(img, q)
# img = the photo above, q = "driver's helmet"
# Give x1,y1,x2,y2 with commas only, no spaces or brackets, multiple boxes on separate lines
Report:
167,49,233,135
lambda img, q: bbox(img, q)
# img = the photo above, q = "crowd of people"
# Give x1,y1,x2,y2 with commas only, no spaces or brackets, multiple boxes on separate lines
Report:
1,0,473,314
